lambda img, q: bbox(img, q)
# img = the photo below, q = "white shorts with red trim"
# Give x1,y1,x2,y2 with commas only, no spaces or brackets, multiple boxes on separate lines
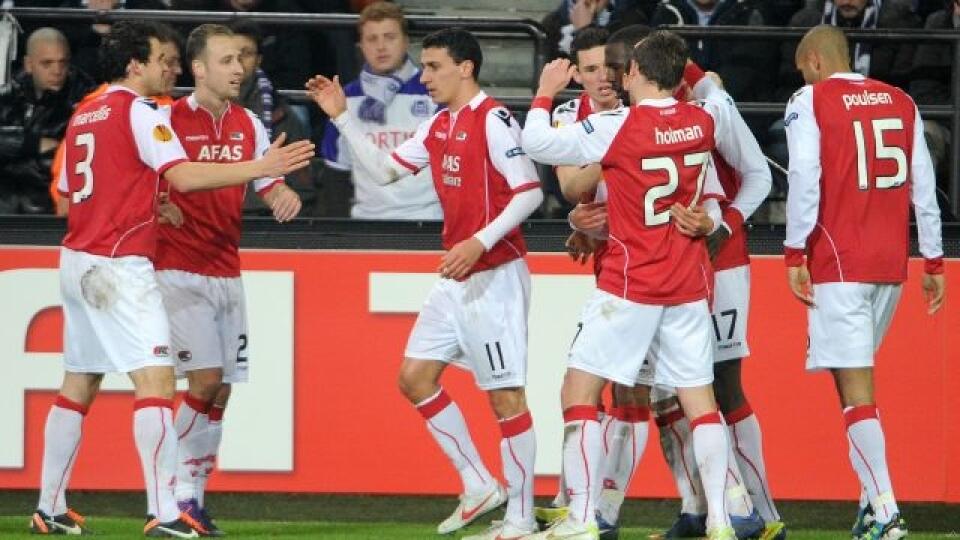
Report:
711,265,750,363
60,247,172,374
806,282,902,371
405,258,530,390
569,289,714,388
156,270,249,383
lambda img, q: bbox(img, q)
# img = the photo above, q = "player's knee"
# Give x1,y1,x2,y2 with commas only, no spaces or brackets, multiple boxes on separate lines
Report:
213,383,232,408
613,383,649,407
488,388,526,418
396,366,431,403
187,370,224,402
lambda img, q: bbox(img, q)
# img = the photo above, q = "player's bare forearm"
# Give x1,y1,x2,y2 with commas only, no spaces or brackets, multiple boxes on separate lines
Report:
557,164,602,204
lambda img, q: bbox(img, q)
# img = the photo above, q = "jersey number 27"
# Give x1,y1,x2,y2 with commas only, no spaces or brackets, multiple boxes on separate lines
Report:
641,151,711,226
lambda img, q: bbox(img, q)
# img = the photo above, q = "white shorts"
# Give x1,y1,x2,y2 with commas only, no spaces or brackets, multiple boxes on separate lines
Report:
405,258,531,390
59,247,172,374
711,265,750,363
807,282,901,371
156,270,249,384
569,289,714,388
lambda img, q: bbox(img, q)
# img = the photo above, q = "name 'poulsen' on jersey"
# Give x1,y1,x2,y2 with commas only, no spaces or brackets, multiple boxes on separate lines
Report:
841,90,893,111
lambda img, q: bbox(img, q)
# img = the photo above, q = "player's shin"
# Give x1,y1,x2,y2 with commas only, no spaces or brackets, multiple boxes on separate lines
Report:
174,393,212,505
689,410,732,532
844,405,899,524
562,405,603,526
133,398,180,523
198,404,225,508
597,405,650,525
499,411,537,529
37,396,88,516
725,403,780,522
416,388,495,495
656,407,707,516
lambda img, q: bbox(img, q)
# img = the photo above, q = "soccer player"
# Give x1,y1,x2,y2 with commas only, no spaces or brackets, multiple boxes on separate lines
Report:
539,26,653,540
320,1,442,220
783,24,944,540
155,24,303,537
307,28,542,540
522,31,735,540
33,20,313,537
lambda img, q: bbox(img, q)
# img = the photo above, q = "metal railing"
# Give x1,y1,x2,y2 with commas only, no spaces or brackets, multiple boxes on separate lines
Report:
664,25,960,217
4,7,548,89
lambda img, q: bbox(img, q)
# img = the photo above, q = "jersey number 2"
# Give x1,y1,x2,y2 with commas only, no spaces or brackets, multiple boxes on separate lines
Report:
72,132,96,204
852,118,906,190
641,151,710,226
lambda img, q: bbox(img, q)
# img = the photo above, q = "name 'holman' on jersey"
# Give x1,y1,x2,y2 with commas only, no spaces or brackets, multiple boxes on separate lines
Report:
654,124,704,145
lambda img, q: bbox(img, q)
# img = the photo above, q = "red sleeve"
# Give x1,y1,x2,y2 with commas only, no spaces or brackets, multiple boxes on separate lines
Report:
784,247,805,267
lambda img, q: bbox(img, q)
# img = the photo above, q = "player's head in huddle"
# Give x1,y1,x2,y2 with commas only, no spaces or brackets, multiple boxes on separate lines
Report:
187,24,244,101
795,24,851,85
419,28,482,109
624,30,687,103
100,21,181,96
604,24,651,103
570,27,619,110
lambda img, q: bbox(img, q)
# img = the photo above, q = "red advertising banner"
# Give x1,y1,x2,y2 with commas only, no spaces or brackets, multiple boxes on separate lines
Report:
0,247,957,502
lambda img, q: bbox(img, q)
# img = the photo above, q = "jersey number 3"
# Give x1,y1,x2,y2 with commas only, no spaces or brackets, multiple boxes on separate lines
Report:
853,118,907,191
72,132,96,204
641,151,710,226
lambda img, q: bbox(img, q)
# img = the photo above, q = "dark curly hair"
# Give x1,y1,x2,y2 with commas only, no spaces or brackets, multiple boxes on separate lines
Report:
100,21,180,83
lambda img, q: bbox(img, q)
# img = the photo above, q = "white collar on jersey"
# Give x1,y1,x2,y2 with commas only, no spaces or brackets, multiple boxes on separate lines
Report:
828,72,867,81
636,96,678,107
186,93,234,115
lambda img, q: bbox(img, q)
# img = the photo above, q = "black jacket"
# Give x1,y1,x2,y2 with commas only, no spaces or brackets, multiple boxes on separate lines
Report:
0,69,95,212
775,0,920,100
909,8,955,106
650,0,777,102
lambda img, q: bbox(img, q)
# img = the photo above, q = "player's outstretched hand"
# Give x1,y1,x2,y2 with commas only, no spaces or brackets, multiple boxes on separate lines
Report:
670,203,713,237
787,265,815,307
260,132,315,178
569,201,607,231
305,74,347,118
264,183,302,223
565,231,595,265
439,237,486,280
922,273,945,315
157,192,183,228
537,58,576,98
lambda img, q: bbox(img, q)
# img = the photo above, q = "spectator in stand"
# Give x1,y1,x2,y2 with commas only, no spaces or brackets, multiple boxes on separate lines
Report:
60,0,169,83
230,20,316,214
0,27,94,214
910,0,958,207
541,0,655,60
650,0,777,102
776,0,921,99
320,1,441,220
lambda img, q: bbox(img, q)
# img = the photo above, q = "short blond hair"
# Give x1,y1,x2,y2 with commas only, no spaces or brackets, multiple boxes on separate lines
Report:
358,2,407,38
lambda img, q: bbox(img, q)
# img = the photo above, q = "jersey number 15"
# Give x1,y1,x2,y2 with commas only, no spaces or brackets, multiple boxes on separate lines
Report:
853,118,907,191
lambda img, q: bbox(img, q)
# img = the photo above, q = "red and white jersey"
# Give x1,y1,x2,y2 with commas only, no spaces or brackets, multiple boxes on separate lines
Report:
783,73,943,283
389,91,540,275
58,85,189,259
688,73,772,271
154,95,281,277
525,96,725,305
552,91,597,126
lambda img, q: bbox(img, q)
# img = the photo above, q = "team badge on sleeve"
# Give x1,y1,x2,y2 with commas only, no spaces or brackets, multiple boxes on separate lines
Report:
784,111,799,127
152,124,174,142
582,118,595,134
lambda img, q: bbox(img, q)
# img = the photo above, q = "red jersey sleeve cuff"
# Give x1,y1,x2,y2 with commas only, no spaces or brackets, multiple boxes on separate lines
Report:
924,257,944,275
512,181,540,194
390,152,420,173
721,206,744,235
255,178,283,195
683,62,707,88
157,157,189,179
531,96,554,111
784,247,805,267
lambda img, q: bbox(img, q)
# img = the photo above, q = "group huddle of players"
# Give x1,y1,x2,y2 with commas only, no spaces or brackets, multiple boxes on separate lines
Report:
31,12,943,540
